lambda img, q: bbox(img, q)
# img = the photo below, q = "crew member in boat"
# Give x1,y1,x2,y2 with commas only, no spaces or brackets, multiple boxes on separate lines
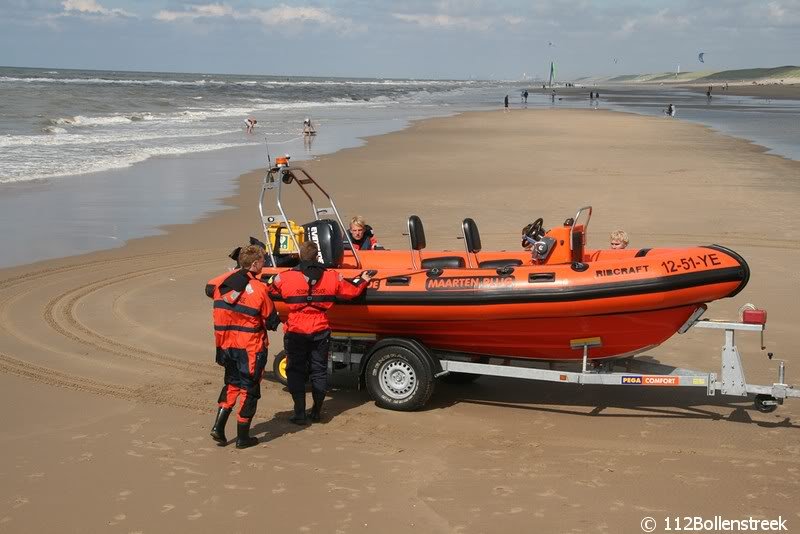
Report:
610,229,629,249
269,241,373,424
347,215,382,250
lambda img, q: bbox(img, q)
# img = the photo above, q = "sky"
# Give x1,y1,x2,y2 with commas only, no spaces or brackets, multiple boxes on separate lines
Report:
1,0,798,79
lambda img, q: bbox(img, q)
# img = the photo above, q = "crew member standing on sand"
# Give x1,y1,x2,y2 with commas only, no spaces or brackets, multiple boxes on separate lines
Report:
208,245,279,449
269,241,372,425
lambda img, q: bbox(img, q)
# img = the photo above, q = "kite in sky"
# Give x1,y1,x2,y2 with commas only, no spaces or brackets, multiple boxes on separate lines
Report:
698,52,705,63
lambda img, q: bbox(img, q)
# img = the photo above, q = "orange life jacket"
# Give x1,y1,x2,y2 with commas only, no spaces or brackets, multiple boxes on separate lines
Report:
209,269,278,373
269,262,368,334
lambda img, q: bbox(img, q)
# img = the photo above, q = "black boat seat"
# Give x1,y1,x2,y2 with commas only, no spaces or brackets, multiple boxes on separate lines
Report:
422,256,466,269
478,258,524,269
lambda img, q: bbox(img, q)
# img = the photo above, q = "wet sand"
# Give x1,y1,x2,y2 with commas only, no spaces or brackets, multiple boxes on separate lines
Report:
1,109,799,532
682,83,800,101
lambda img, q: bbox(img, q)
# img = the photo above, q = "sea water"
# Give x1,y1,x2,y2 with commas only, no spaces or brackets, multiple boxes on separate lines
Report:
0,67,798,268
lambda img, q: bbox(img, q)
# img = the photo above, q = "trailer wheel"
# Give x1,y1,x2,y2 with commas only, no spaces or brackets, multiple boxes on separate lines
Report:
439,373,480,385
365,345,434,411
754,394,778,413
272,350,289,386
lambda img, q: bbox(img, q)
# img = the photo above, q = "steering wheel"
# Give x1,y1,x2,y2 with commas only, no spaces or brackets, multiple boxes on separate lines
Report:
522,218,545,247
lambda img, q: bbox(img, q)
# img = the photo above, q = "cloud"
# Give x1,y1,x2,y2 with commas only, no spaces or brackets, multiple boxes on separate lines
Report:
154,3,357,31
154,3,234,22
392,13,495,31
614,8,691,38
61,0,133,18
503,15,525,26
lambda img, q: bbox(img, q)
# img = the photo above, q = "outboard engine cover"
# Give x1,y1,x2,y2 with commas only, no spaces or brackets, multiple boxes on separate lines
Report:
303,219,344,267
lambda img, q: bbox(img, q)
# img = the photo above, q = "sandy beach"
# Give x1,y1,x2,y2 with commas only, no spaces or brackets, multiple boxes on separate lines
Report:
1,109,799,532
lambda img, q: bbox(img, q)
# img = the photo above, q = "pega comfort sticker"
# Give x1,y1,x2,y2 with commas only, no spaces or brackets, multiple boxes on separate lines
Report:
621,375,680,386
425,276,515,291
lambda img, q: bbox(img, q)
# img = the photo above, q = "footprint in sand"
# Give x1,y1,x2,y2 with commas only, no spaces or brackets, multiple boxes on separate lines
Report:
272,484,286,494
132,440,172,451
13,498,29,509
27,472,45,480
116,490,132,501
492,486,514,497
536,489,567,500
224,484,256,491
107,513,126,525
161,504,175,513
234,510,248,518
123,418,150,434
187,510,202,520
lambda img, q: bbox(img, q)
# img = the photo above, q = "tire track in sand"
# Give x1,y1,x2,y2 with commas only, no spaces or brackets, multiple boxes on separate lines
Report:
41,257,221,376
0,351,212,411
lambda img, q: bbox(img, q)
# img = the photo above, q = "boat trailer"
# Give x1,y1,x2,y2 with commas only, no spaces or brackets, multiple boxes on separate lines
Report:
272,309,798,413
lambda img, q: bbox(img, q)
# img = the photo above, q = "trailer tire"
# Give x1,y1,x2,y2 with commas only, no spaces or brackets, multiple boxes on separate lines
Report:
272,350,289,386
365,345,434,411
439,373,480,385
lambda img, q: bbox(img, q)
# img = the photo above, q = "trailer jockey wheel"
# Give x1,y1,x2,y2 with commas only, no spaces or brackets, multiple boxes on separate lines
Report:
366,345,435,411
272,350,289,386
754,394,778,413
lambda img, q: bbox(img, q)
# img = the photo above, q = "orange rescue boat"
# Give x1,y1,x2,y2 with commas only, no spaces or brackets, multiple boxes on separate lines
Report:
257,160,748,362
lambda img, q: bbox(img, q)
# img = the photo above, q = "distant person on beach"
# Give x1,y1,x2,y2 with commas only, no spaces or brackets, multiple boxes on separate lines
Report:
504,95,509,112
347,216,382,250
523,90,529,103
244,117,257,134
551,90,556,103
610,230,629,249
302,117,316,135
208,244,279,449
595,92,599,99
665,104,676,117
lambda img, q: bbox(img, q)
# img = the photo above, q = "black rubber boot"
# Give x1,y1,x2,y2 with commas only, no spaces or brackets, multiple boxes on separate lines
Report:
289,392,308,425
235,421,259,449
308,389,325,422
210,407,231,444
